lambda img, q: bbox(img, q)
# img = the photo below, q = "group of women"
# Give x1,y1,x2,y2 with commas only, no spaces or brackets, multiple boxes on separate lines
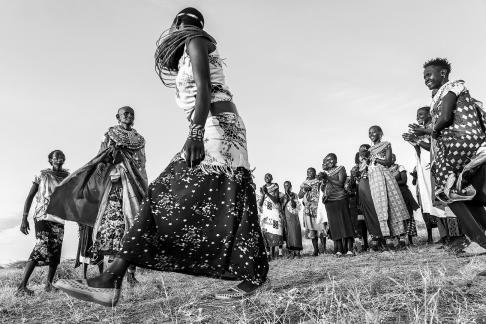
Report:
15,7,486,308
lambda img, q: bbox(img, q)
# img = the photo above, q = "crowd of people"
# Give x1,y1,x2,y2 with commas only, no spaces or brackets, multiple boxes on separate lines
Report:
14,7,486,307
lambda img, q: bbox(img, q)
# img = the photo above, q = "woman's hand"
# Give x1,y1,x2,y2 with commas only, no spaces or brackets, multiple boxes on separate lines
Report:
183,138,205,167
409,124,429,136
20,218,30,235
402,132,418,143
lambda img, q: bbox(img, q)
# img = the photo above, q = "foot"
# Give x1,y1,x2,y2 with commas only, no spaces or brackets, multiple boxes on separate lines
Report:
312,250,319,257
15,286,34,296
127,273,140,287
86,272,122,289
477,270,486,277
45,282,58,292
346,251,353,256
335,252,342,257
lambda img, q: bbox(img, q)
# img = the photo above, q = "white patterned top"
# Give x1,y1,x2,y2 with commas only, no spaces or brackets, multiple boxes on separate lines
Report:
175,45,233,121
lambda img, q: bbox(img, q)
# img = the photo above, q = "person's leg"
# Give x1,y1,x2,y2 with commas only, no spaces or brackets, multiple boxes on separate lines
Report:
98,262,104,275
86,257,130,289
312,238,319,256
18,260,36,291
346,238,354,254
126,264,139,286
334,240,343,254
449,201,486,248
45,263,59,291
83,263,88,279
408,235,414,245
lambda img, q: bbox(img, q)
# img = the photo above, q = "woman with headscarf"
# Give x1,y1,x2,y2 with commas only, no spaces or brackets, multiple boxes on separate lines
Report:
56,7,268,304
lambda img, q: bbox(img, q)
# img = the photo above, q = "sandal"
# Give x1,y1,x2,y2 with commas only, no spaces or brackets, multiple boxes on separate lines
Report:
54,279,121,307
214,287,253,300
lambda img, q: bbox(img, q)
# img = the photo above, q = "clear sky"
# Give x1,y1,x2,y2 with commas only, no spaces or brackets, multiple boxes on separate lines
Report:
1,0,485,264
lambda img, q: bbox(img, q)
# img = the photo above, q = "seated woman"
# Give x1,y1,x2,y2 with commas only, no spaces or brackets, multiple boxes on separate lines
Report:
16,150,69,295
55,7,268,305
321,153,354,256
365,126,410,248
389,154,420,245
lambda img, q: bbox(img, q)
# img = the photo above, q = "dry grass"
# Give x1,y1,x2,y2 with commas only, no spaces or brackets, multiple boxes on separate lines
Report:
2,229,486,323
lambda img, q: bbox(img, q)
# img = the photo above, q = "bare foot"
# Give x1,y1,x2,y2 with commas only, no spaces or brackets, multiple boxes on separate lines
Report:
87,273,122,289
16,286,34,296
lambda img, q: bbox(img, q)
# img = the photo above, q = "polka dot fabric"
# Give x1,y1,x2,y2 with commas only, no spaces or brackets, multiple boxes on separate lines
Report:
118,157,268,285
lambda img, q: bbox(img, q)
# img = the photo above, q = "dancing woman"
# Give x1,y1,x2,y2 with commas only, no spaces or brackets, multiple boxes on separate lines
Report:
422,58,486,250
16,150,69,295
56,7,268,304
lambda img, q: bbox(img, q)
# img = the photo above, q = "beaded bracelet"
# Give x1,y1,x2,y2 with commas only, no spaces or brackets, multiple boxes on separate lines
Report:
188,123,205,142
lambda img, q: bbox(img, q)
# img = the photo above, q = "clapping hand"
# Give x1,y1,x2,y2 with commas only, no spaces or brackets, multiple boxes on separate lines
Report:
408,123,428,136
402,132,418,143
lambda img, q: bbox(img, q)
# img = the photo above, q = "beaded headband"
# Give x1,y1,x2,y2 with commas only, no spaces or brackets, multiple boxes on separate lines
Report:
176,12,204,27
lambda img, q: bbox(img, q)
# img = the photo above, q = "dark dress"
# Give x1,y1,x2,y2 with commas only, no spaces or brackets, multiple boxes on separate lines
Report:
282,193,303,251
358,177,383,238
118,158,268,285
323,166,354,241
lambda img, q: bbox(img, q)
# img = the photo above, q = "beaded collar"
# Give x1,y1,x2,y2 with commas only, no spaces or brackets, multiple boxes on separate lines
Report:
106,125,145,150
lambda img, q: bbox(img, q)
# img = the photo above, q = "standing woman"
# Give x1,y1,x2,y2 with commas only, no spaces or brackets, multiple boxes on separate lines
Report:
17,150,69,295
56,7,268,304
366,126,409,246
259,173,284,260
299,167,323,256
321,154,354,256
281,181,303,258
389,154,419,245
346,152,368,251
357,144,385,250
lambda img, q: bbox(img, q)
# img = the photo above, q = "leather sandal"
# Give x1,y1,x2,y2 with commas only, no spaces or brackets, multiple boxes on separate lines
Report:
54,279,121,307
214,287,251,300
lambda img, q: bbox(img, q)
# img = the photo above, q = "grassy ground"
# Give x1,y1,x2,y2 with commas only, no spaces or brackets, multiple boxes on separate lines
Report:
2,228,486,323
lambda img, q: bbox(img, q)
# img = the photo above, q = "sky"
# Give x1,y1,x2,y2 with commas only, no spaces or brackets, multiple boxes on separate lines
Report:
1,0,485,265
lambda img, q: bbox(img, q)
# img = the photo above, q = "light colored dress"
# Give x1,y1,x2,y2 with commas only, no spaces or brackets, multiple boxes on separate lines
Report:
368,141,409,236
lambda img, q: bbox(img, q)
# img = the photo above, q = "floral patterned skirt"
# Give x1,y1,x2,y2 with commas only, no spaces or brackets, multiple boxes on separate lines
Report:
118,157,269,285
91,181,125,259
28,219,64,266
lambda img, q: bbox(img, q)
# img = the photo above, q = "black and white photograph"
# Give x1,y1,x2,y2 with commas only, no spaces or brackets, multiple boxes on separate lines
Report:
1,0,486,322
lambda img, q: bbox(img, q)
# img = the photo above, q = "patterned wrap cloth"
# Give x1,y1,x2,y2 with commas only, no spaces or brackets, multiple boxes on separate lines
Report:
260,183,284,248
281,192,303,250
430,80,486,203
301,178,324,238
368,141,409,236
